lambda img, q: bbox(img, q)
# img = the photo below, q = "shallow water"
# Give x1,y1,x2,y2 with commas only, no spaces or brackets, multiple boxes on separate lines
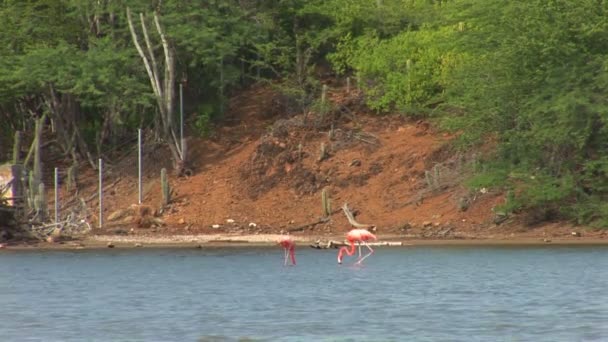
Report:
0,246,607,341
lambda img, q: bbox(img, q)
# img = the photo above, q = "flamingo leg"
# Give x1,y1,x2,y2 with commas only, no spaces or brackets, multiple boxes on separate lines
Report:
358,243,362,260
289,247,296,266
355,241,374,265
283,248,289,266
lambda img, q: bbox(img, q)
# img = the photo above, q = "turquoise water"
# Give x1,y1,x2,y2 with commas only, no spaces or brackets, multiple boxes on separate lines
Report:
0,246,607,341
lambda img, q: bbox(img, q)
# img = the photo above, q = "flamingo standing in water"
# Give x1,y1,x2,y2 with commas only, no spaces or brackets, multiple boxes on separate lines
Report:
337,229,377,265
277,235,296,266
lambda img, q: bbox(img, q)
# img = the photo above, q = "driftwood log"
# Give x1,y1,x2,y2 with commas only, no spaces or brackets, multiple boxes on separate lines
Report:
310,240,404,249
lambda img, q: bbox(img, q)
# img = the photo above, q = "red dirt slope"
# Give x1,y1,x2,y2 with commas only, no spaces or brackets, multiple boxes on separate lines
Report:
80,83,604,241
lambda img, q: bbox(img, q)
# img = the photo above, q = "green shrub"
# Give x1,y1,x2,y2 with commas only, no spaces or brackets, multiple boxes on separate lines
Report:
194,104,214,138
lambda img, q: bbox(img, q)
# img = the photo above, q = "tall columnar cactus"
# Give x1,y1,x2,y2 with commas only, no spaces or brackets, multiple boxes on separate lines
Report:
12,131,21,165
27,172,36,210
35,182,47,221
433,164,441,187
424,164,442,192
67,163,78,192
321,84,328,104
161,168,171,207
318,142,328,162
33,117,42,187
322,187,331,217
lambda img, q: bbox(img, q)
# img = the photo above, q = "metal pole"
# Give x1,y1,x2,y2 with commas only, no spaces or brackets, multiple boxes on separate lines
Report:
180,83,184,157
54,167,59,224
98,158,103,228
138,128,142,204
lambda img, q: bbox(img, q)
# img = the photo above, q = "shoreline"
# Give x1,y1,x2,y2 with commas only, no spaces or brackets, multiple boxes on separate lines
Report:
2,233,608,250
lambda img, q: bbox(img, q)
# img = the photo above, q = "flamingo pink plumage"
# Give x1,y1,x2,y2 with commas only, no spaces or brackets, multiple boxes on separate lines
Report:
337,229,377,264
277,235,296,266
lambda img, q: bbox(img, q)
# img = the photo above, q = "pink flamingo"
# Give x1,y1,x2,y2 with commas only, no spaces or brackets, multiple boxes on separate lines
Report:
337,229,377,264
277,235,296,266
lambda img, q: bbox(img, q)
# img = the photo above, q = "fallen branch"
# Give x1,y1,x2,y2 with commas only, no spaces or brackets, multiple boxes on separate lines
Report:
286,207,343,232
352,132,380,146
83,177,122,203
342,202,374,229
438,227,454,237
309,240,346,249
288,217,330,232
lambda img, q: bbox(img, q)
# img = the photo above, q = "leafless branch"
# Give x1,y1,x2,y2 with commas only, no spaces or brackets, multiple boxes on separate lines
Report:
342,202,374,229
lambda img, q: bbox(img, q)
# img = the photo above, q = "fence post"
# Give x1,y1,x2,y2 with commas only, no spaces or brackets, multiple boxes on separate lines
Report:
138,128,142,205
98,158,103,228
54,167,59,224
180,83,185,159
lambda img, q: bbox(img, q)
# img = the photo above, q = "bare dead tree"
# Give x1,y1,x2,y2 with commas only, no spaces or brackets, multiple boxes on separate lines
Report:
126,7,185,174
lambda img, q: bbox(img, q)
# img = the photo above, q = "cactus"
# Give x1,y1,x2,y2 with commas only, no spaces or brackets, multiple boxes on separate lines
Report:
66,163,78,192
425,164,442,191
322,188,331,217
297,143,303,160
471,153,479,172
33,118,42,187
161,168,171,207
12,131,21,165
27,172,36,209
318,142,328,162
424,170,433,189
35,182,47,221
433,164,441,187
321,84,328,104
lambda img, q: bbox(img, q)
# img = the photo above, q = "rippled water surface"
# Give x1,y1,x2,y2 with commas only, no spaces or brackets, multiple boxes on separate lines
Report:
0,246,607,341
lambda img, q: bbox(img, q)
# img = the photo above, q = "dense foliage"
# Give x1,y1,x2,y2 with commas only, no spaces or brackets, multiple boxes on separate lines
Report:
2,0,608,226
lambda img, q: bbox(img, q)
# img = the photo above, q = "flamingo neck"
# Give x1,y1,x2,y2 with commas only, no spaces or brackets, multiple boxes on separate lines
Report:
337,240,356,263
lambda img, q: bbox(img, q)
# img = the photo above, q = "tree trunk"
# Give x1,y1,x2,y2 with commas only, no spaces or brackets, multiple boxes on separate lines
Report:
126,8,185,175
